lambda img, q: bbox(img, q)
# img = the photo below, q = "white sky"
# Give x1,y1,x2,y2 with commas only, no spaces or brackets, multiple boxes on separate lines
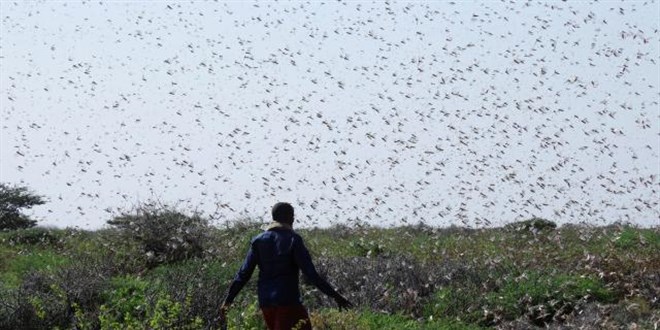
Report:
1,0,659,229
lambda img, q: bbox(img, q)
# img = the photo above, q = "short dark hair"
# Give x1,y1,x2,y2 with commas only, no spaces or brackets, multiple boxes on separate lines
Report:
272,202,294,224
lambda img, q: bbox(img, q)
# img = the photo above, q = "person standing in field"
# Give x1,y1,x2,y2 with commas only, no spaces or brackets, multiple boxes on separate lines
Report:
221,202,353,330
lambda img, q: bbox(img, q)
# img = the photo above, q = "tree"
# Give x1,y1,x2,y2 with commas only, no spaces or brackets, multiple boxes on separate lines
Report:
0,183,46,231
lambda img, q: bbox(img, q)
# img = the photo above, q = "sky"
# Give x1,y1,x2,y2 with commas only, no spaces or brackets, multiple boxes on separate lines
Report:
1,0,658,229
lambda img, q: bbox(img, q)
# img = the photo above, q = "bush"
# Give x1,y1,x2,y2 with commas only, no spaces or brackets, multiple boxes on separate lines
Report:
98,275,205,329
107,203,210,268
98,276,149,327
224,300,265,330
424,285,484,325
5,227,62,247
312,256,442,316
0,183,45,231
0,272,70,329
146,259,233,328
505,217,557,233
613,226,660,250
54,254,114,314
0,249,69,288
483,272,614,325
0,248,124,329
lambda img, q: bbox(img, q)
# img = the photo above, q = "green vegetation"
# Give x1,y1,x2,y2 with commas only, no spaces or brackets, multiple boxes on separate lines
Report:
0,248,69,288
613,226,660,250
0,214,658,329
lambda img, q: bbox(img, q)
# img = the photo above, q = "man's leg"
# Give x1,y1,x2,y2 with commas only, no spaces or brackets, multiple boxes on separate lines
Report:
261,305,311,330
261,306,279,330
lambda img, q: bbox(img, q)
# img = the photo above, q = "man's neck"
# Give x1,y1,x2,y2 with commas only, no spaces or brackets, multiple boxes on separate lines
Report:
263,221,293,231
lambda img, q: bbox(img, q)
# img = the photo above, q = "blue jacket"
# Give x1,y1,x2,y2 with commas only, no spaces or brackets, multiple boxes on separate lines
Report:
223,225,342,307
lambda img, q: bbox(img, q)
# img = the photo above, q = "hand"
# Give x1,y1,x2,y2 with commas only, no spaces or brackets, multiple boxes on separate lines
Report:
218,304,229,330
334,295,354,310
220,303,229,316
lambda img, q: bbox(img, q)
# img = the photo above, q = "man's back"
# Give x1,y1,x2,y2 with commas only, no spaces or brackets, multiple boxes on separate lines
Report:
224,224,343,308
252,227,303,307
221,203,352,330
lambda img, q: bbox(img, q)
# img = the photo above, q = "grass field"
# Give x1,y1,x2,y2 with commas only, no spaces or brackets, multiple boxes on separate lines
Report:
0,218,658,329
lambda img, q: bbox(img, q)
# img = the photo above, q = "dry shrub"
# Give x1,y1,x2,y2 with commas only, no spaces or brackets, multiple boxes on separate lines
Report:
311,255,461,316
0,272,69,329
0,249,118,329
107,203,210,269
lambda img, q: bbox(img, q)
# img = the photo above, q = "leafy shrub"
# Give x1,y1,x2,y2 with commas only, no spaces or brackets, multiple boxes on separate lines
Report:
5,227,62,247
483,272,613,325
349,238,387,258
146,259,235,328
225,300,265,330
98,275,204,329
98,276,203,329
149,295,204,330
107,203,210,268
98,276,149,327
424,268,614,327
424,285,484,325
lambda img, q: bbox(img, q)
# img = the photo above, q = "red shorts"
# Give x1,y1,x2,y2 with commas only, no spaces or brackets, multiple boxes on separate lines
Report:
261,304,312,330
